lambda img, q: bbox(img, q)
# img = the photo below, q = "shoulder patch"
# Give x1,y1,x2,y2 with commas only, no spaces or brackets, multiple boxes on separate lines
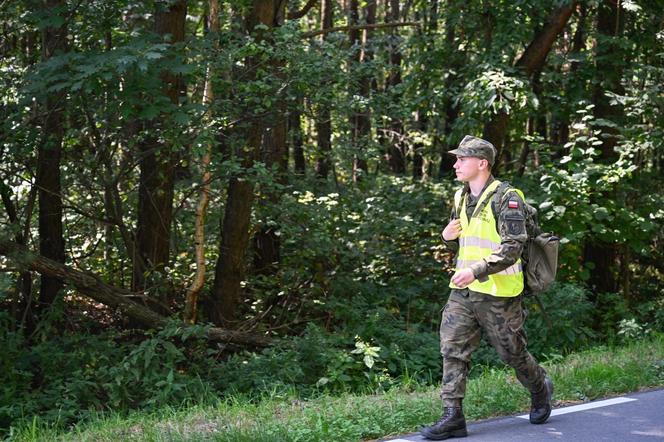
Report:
505,216,525,235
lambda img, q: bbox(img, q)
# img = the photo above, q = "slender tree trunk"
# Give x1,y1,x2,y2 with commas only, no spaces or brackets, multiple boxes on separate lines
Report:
570,4,587,73
315,0,333,180
274,120,289,177
385,0,405,174
482,5,494,53
517,70,546,176
133,0,187,302
438,3,459,178
184,0,219,324
252,121,287,275
592,0,624,159
315,109,332,179
284,0,307,174
584,0,625,296
289,99,306,175
349,0,374,182
37,0,67,311
411,2,435,181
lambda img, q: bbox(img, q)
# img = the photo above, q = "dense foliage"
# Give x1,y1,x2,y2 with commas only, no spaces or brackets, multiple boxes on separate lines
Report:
1,0,663,435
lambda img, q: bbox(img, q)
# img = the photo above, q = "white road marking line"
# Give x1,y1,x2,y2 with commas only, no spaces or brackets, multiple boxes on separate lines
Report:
386,439,415,442
517,396,638,419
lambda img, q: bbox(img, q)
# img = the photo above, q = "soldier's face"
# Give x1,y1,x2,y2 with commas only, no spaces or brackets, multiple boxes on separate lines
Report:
453,156,484,182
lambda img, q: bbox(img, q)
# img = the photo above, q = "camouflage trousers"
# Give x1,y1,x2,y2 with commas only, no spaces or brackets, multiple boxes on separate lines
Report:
440,289,546,407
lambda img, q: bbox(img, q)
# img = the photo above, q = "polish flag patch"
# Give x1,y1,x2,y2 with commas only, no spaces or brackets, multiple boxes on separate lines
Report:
508,200,519,209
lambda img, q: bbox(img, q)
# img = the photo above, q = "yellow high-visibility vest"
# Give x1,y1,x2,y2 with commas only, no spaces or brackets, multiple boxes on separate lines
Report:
448,180,524,297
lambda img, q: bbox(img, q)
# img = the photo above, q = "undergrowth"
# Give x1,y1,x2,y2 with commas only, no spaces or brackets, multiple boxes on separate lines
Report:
6,333,663,441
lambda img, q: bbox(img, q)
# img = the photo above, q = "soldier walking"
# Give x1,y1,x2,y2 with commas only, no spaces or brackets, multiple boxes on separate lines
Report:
421,135,553,440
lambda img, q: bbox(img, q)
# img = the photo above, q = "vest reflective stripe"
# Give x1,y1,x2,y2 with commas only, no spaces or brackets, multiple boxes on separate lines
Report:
449,180,524,297
459,236,501,250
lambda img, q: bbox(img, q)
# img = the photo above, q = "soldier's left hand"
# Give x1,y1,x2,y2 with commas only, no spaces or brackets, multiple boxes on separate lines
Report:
451,268,476,288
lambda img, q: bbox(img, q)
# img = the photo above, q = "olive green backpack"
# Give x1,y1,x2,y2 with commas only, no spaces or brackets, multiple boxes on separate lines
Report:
490,182,560,295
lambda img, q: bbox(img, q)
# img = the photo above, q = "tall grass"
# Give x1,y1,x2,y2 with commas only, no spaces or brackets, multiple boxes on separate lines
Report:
7,334,664,442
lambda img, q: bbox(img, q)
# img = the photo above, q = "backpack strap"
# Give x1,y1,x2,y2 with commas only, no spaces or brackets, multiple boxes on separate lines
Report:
453,187,467,220
471,180,505,219
455,180,511,221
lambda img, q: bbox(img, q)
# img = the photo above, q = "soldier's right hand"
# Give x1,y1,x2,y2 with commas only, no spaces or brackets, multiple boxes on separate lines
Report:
442,219,462,241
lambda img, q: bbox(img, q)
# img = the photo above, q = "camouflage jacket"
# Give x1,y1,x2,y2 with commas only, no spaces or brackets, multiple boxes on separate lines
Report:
443,176,527,282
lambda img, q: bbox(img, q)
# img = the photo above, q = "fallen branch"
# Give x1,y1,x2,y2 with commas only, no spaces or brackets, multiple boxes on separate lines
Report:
0,239,271,348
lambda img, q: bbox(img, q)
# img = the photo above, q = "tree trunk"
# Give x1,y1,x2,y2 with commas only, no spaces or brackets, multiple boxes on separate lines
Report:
315,0,334,180
584,0,625,296
211,157,258,325
385,0,406,174
412,1,435,181
483,3,575,166
592,0,624,159
261,116,289,180
438,4,460,178
253,224,281,274
252,122,287,275
289,100,306,175
583,240,619,294
349,0,374,182
211,0,286,326
315,110,332,179
517,70,546,177
482,110,510,172
37,0,67,311
133,0,187,301
184,0,219,324
482,6,494,53
284,0,306,175
514,4,576,75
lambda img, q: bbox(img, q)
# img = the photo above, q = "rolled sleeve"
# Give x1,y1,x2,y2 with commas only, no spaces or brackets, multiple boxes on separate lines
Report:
442,238,459,253
470,260,489,282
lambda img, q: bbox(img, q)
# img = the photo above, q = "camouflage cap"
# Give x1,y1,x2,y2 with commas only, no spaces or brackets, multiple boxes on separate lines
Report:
448,135,496,166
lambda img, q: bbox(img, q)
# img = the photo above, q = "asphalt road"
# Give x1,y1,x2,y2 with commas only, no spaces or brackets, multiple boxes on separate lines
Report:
381,388,664,441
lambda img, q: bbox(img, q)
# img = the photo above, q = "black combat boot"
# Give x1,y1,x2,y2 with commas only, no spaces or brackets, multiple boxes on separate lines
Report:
530,376,554,424
420,407,467,440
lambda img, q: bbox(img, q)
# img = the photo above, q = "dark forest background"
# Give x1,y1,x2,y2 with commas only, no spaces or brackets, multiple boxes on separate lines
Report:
1,0,663,433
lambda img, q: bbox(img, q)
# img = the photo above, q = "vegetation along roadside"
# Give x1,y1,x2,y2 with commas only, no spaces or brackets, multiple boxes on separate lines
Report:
7,334,664,442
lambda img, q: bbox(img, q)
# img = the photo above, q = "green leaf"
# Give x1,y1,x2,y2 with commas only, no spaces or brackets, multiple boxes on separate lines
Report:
139,105,159,120
144,52,163,60
594,207,610,220
173,112,190,125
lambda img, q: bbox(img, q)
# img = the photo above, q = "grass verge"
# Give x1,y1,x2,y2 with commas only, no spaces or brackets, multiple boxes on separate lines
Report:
8,334,664,442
